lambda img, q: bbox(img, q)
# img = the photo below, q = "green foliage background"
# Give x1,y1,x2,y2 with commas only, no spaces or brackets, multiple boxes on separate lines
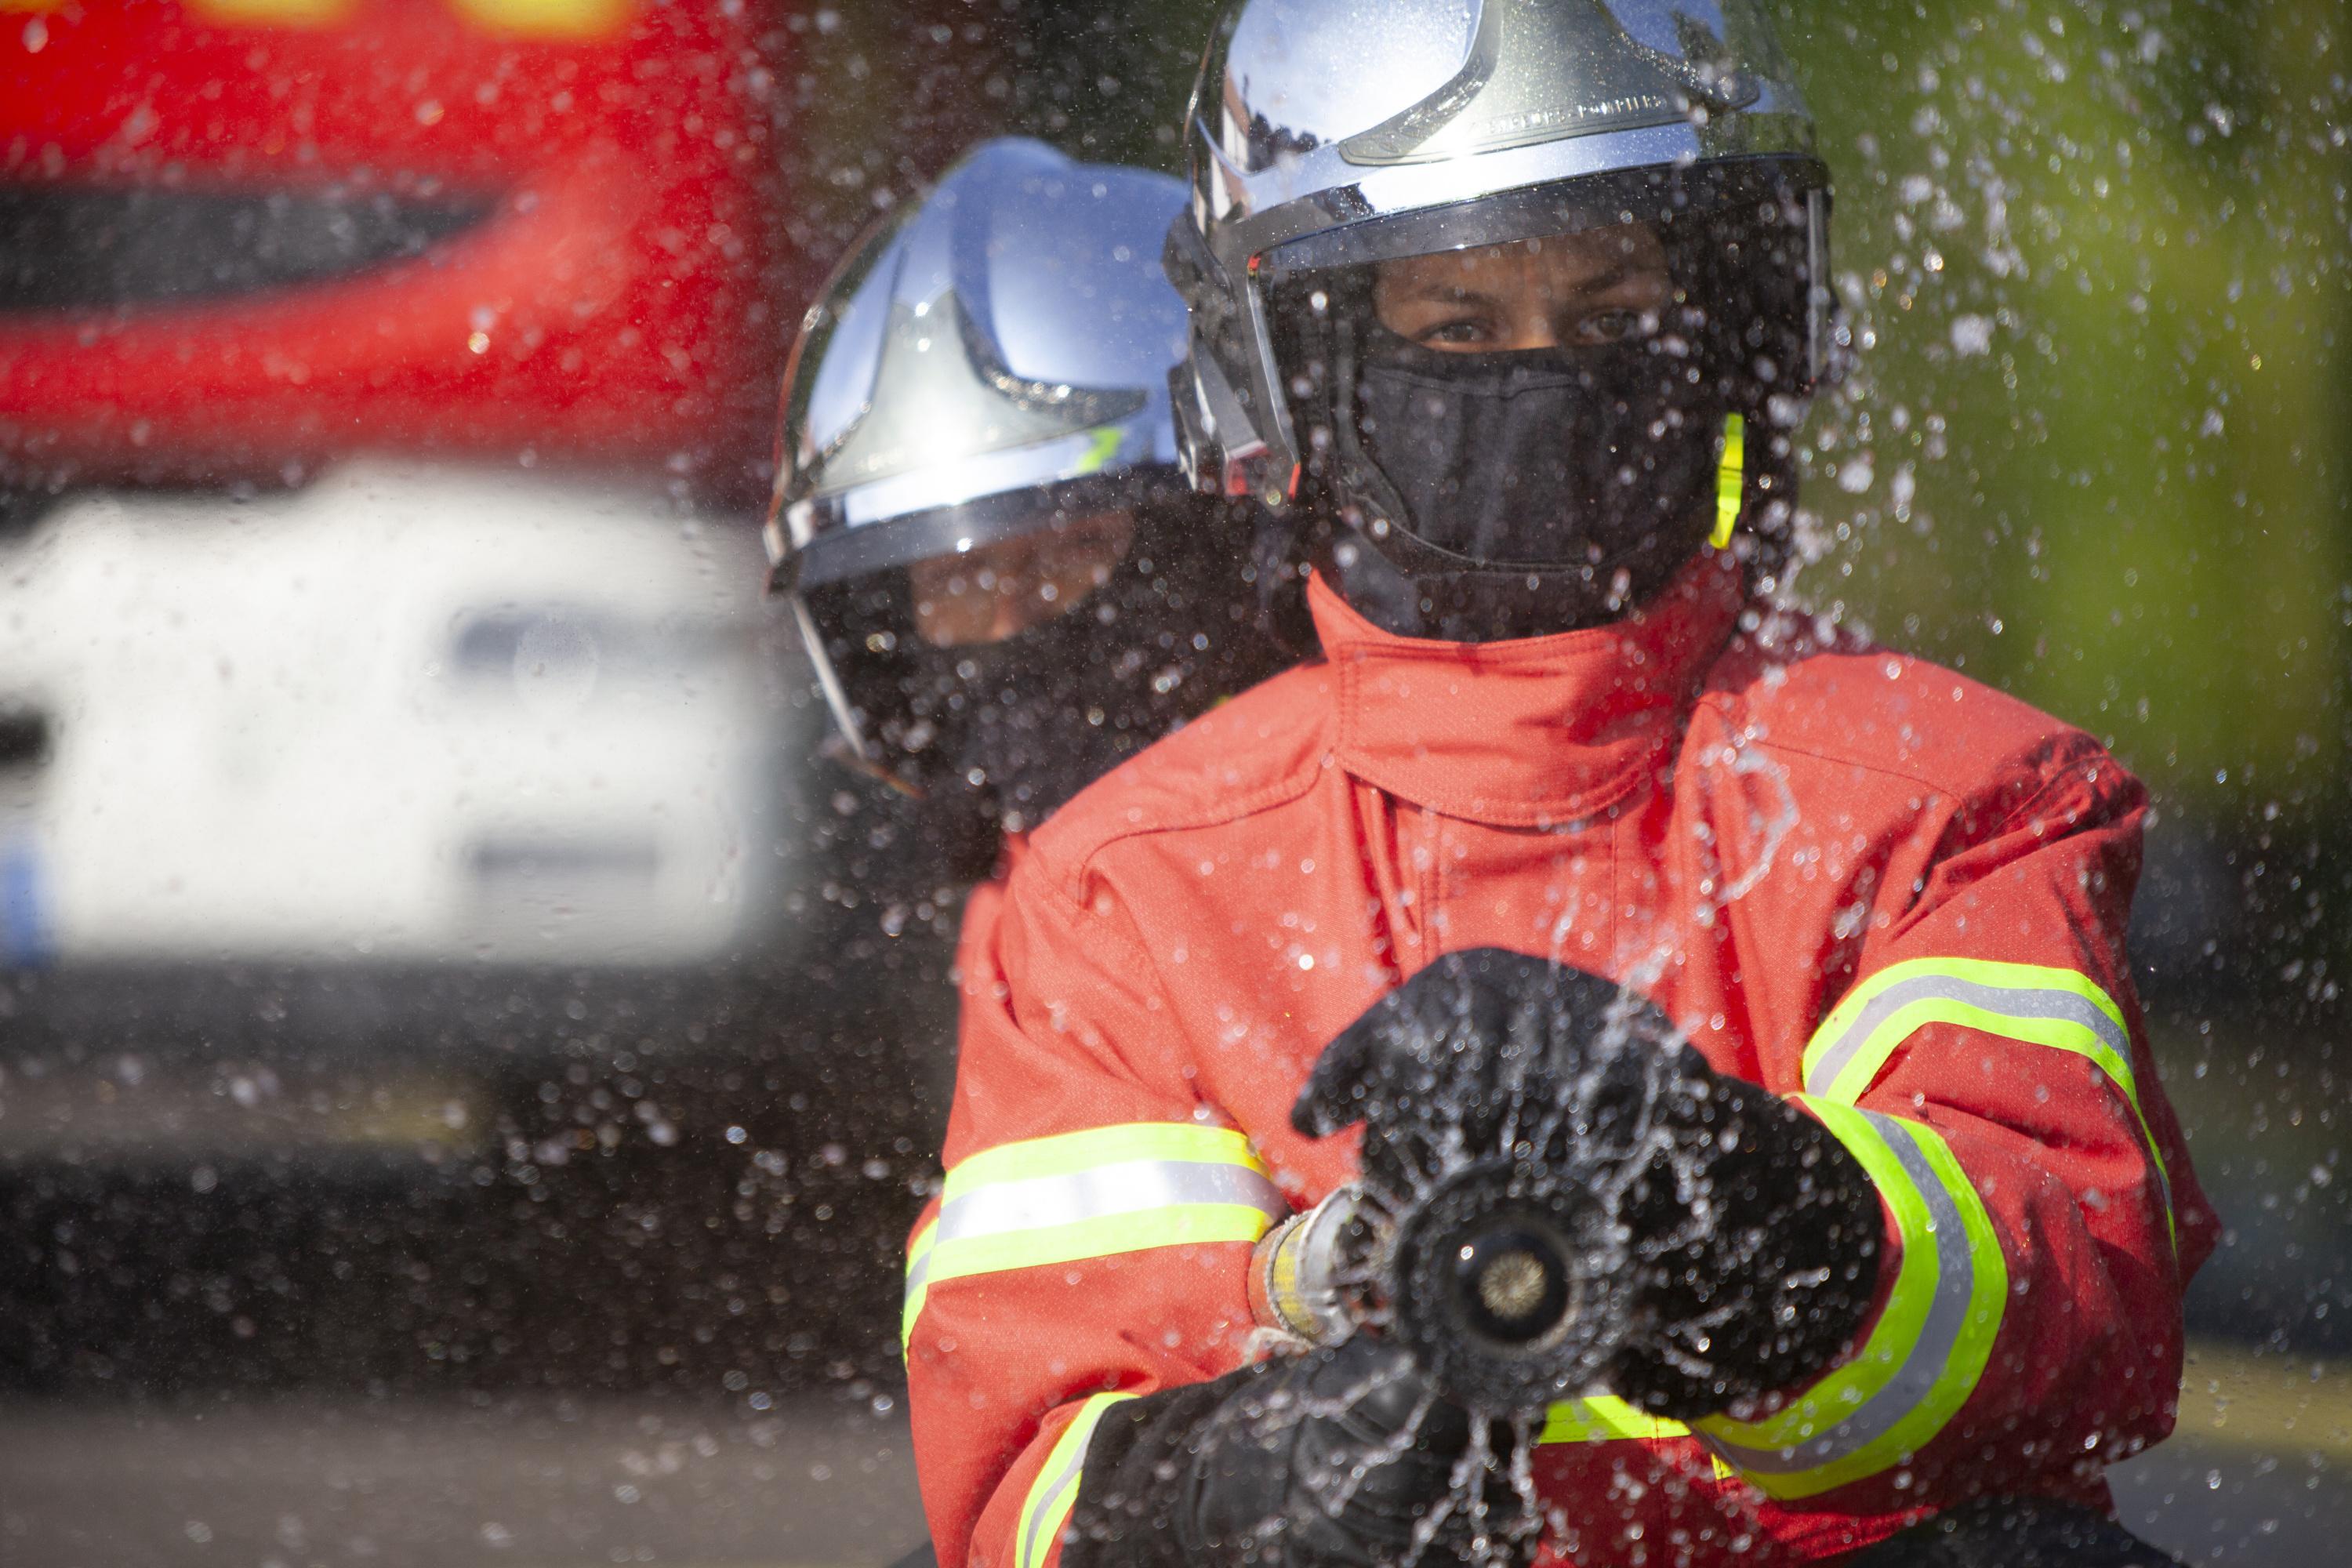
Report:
1785,0,2350,823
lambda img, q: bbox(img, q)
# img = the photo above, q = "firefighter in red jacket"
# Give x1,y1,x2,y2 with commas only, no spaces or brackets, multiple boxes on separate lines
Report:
904,4,2213,1566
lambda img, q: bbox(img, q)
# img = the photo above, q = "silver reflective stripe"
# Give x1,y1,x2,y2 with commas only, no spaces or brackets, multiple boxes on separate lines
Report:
1022,1443,1083,1568
1805,974,2130,1097
936,1157,1287,1247
1023,1401,1117,1568
905,1244,933,1297
1700,1112,1980,1474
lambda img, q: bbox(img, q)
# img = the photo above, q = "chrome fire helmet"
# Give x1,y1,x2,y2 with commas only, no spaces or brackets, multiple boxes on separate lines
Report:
1166,0,1835,641
766,138,1289,878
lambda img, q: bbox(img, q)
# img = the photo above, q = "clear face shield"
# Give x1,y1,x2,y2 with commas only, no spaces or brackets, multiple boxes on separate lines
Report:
775,479,1167,794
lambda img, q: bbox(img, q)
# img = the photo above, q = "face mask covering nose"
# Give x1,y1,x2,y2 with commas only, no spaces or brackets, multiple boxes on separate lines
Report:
1352,337,1722,578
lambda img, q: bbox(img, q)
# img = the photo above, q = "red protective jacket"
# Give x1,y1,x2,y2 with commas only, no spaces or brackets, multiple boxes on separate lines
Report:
906,554,2214,1568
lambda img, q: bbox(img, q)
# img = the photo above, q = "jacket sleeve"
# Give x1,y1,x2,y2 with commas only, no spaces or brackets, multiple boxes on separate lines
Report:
1693,729,2217,1511
906,858,1289,1568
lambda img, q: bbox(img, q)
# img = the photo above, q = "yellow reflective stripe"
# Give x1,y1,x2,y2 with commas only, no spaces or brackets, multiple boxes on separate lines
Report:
944,1123,1265,1197
1802,957,2128,1100
1538,1395,1690,1445
933,1204,1279,1288
902,1218,939,1353
1015,1392,1134,1568
902,1123,1287,1349
1711,412,1746,549
1800,957,2175,1253
1696,1102,1936,1449
1695,1100,2005,1500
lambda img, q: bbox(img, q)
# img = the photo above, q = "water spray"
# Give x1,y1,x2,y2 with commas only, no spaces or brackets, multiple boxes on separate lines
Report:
1265,952,1716,1417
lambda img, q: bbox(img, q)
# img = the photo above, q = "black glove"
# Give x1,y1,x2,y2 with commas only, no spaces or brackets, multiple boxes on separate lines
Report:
1064,1336,1532,1568
1293,948,1883,1419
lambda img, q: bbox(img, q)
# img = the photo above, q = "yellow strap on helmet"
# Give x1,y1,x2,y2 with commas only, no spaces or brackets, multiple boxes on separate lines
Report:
1711,412,1746,550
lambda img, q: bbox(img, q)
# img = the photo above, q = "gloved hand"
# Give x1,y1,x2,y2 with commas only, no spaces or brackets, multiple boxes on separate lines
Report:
1292,948,1884,1418
1064,1335,1532,1568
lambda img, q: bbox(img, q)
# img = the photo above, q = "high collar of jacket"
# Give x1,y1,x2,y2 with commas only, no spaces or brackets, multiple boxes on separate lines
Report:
1308,552,1746,829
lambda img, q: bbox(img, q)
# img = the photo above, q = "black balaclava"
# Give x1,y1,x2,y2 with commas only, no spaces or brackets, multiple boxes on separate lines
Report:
1286,216,1804,644
1352,328,1720,584
909,581,1207,829
1321,318,1726,644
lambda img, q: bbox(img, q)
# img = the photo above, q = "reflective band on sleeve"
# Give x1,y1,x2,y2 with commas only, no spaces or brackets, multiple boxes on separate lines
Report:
1015,1392,1135,1568
941,1154,1283,1242
1799,956,2176,1250
1538,1395,1690,1445
1711,412,1746,550
902,1217,938,1353
1694,1099,2005,1500
942,1122,1272,1194
903,1123,1288,1348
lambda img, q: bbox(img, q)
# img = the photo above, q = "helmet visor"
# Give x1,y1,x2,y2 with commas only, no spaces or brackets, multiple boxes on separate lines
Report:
818,503,1142,655
1267,158,1820,293
1265,156,1828,392
793,490,1152,786
1275,176,1822,430
794,490,1265,817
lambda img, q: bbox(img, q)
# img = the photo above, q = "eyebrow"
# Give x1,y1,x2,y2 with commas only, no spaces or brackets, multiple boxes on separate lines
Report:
1572,260,1638,295
1397,259,1649,307
1395,281,1504,310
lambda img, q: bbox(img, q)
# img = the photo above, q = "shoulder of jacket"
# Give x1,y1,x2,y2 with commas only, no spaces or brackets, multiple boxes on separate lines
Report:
1022,662,1334,892
1697,611,2130,804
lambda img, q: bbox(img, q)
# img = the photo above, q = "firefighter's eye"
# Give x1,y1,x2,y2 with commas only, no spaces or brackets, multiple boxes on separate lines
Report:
1570,308,1654,346
1416,316,1495,347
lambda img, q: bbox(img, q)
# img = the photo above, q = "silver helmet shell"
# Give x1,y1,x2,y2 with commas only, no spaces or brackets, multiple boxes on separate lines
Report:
764,138,1196,762
1165,0,1833,506
768,136,1191,592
